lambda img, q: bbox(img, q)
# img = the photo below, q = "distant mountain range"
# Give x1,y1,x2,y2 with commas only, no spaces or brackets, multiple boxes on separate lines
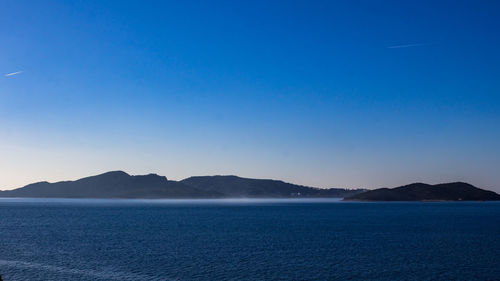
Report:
0,171,365,199
344,182,500,201
1,172,498,201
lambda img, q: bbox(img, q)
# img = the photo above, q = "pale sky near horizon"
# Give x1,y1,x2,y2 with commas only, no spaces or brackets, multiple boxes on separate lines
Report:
1,0,500,191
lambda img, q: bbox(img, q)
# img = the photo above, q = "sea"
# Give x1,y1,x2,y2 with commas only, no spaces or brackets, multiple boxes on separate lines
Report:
0,198,499,281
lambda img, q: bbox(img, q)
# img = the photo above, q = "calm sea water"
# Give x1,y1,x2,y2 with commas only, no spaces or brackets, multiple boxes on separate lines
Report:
0,198,499,281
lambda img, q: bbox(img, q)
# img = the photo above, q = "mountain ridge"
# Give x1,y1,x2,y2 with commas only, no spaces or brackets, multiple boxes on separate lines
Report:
344,182,500,201
0,171,364,199
2,171,497,201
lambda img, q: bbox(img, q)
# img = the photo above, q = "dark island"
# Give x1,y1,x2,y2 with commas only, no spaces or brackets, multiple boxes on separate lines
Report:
344,182,500,201
0,171,365,199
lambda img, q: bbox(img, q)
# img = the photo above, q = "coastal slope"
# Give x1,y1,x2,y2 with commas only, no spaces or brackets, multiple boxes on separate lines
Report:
181,175,364,198
0,171,364,199
345,182,500,201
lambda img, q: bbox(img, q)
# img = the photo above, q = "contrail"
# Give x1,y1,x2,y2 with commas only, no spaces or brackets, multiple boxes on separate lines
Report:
4,71,23,77
387,43,431,49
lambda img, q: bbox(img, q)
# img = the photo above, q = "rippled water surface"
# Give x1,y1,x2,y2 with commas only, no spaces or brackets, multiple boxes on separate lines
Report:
0,198,499,280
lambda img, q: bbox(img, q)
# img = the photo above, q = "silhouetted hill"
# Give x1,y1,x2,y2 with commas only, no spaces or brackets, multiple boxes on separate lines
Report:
0,171,218,198
181,175,364,198
0,171,365,199
344,182,500,201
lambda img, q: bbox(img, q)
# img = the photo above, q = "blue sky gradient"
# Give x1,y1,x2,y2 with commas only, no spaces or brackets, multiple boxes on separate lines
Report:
1,0,500,191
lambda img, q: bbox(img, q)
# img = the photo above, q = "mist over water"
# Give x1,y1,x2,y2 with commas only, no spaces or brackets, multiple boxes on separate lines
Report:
0,198,343,204
1,199,499,280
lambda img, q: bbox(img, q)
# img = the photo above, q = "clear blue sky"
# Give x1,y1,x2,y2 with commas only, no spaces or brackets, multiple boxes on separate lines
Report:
1,0,499,191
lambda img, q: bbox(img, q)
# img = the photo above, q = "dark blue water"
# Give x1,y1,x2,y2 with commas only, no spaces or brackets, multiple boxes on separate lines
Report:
0,199,499,281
